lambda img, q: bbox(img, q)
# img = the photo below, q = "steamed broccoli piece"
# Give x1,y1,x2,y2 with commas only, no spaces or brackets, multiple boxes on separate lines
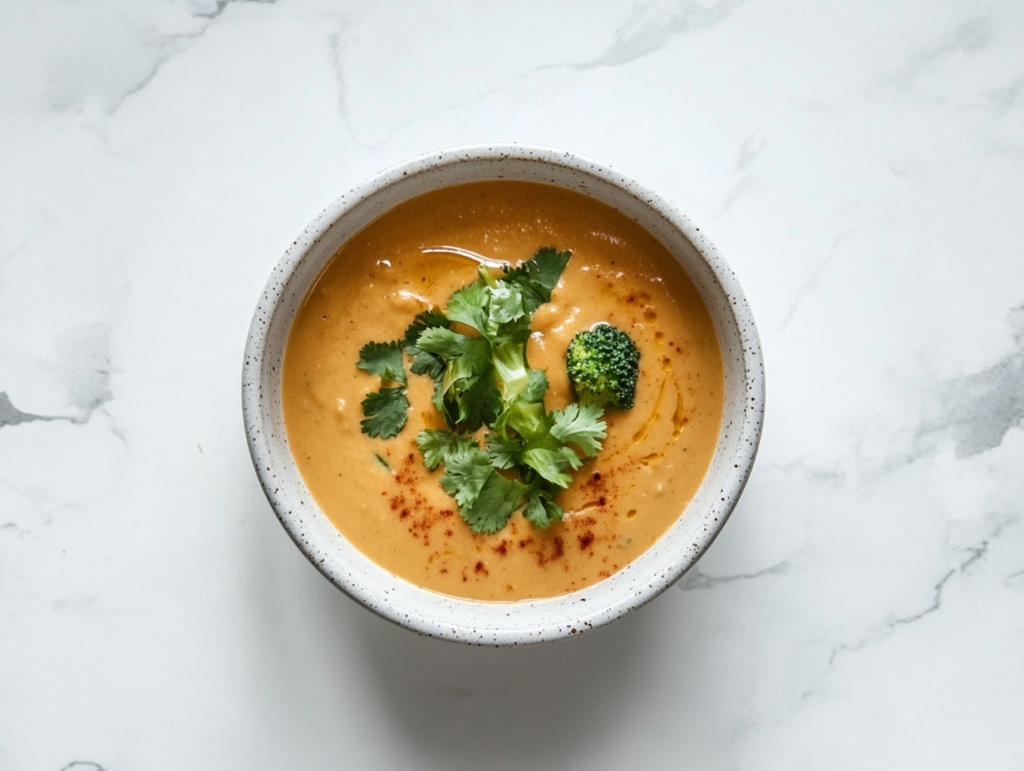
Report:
566,324,641,410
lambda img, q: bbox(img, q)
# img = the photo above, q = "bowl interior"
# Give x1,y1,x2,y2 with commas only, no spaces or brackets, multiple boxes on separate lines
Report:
243,146,764,644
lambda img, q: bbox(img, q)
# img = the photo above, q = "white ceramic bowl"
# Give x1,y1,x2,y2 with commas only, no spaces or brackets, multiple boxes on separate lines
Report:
242,144,764,645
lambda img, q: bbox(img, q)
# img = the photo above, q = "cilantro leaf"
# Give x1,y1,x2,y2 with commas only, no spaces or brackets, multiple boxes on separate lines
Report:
403,311,451,379
451,372,502,431
403,310,451,351
431,374,499,432
550,402,607,457
524,488,564,529
518,369,549,404
431,377,457,428
415,429,458,470
416,429,479,471
521,446,579,488
356,340,407,385
410,351,445,379
418,329,498,432
359,387,409,438
438,439,493,508
445,281,489,335
416,327,484,360
484,432,523,470
503,247,571,313
458,471,531,534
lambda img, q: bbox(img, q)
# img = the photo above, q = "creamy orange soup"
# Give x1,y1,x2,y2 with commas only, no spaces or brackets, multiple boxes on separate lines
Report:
282,181,723,600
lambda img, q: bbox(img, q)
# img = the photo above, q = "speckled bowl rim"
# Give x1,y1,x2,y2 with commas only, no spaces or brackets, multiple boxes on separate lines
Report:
242,143,765,645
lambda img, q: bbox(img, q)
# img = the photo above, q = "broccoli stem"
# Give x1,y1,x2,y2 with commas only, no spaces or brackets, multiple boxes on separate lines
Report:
492,340,531,405
502,401,550,442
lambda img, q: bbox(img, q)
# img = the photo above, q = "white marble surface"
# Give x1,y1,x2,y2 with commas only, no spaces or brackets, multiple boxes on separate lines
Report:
2,1,1023,768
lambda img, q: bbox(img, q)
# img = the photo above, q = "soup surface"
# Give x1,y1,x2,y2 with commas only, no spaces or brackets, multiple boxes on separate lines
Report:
282,181,723,600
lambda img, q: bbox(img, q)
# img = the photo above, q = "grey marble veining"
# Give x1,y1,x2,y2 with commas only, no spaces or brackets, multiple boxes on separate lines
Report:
917,304,1024,459
879,16,993,96
0,324,112,429
678,560,790,591
827,534,993,667
193,0,281,22
567,0,748,70
0,392,59,429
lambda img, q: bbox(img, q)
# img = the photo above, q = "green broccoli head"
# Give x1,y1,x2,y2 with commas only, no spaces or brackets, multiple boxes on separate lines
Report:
566,324,641,410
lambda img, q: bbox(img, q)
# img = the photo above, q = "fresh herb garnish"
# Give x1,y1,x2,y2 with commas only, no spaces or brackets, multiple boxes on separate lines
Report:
403,247,605,533
459,472,531,535
402,310,451,378
358,246,633,535
357,340,407,385
357,340,409,438
359,386,409,439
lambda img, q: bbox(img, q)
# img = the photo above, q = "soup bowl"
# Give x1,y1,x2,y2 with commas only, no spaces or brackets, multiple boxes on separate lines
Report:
242,143,764,645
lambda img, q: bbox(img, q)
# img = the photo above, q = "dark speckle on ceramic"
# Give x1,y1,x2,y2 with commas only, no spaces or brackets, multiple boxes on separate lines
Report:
241,143,765,646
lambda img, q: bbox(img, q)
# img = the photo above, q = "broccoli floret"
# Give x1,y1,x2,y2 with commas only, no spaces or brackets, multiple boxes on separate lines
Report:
566,324,641,410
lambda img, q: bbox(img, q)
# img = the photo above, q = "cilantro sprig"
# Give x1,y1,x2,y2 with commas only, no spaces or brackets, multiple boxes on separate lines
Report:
415,430,532,534
356,340,407,385
358,247,610,535
357,340,409,438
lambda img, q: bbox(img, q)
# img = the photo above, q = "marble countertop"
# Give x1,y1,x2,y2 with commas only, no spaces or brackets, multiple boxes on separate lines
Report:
2,1,1022,768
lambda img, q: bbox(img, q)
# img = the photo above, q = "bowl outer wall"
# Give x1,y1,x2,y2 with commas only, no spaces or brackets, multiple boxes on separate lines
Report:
242,144,765,645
